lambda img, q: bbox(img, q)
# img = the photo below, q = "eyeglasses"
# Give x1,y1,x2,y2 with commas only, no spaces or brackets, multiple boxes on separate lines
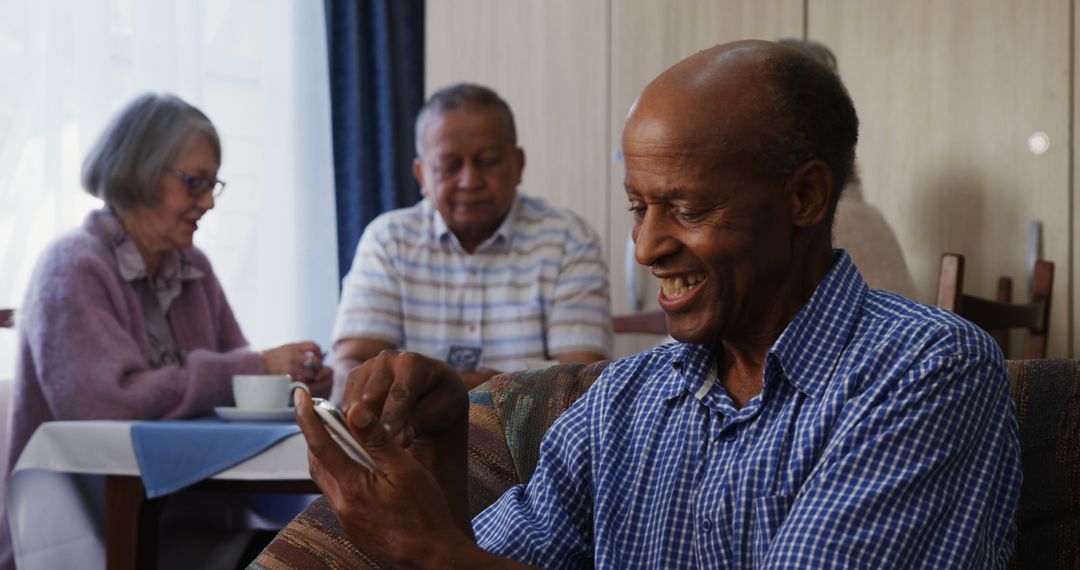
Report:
166,168,226,199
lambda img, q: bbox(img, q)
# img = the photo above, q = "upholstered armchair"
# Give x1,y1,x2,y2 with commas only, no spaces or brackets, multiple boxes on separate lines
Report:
250,361,610,569
1007,359,1080,568
250,359,1080,569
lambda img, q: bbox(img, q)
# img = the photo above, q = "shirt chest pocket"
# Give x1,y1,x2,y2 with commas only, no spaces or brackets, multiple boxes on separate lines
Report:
752,492,796,565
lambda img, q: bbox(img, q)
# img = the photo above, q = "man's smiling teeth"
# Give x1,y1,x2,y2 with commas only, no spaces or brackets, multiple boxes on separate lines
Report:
660,273,706,297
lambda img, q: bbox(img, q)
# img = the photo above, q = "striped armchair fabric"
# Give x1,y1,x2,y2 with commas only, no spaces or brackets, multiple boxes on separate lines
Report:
251,359,1080,569
1007,359,1080,569
249,361,610,570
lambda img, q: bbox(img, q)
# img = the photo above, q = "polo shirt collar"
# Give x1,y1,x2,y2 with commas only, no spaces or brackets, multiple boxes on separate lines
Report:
428,194,520,252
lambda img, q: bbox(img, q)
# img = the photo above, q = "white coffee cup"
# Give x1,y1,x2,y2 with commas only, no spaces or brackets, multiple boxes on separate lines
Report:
232,375,306,410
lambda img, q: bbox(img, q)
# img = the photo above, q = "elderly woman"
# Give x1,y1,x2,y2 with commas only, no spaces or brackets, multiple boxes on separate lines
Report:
0,93,329,568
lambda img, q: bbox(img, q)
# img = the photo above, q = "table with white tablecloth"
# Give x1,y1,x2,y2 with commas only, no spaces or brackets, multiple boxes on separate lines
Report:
7,420,316,570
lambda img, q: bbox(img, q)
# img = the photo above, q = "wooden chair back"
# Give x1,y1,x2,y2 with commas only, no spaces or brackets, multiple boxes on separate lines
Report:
612,309,668,336
936,253,1053,359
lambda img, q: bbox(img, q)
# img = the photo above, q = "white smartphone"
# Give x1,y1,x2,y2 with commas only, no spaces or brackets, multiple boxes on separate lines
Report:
311,398,379,472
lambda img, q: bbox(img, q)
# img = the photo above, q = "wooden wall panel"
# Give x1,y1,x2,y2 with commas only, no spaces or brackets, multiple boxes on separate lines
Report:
607,0,803,356
811,0,1073,357
425,0,609,245
426,0,1076,359
1073,0,1079,359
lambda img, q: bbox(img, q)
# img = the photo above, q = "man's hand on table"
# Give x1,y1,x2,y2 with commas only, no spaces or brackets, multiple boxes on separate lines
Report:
459,351,608,391
461,367,501,390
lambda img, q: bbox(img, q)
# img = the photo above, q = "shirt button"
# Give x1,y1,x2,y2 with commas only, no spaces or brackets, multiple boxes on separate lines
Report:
720,430,737,443
702,518,713,532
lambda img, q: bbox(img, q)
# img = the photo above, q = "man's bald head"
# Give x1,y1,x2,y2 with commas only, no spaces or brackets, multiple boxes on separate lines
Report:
626,40,858,213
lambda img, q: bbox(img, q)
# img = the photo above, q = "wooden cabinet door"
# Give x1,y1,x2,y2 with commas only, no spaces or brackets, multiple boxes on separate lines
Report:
426,0,609,243
1074,4,1080,359
427,1,1075,358
811,0,1073,357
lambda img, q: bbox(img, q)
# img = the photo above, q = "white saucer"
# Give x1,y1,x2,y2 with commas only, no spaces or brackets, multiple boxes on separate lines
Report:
214,406,296,423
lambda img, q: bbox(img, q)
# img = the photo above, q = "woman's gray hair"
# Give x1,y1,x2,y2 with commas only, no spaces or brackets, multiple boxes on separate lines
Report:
81,93,220,210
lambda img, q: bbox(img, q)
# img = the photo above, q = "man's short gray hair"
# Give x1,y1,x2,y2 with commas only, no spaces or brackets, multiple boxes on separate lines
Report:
81,93,220,210
414,83,516,155
775,38,838,74
755,44,859,207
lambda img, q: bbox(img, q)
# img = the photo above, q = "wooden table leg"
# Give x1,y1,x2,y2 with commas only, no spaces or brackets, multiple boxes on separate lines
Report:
102,476,316,569
105,475,160,570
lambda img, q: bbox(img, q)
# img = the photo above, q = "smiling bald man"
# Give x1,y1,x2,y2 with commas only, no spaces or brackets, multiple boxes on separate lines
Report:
295,40,1021,569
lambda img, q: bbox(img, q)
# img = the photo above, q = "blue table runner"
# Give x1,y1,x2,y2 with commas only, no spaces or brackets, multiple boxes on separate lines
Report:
130,417,300,498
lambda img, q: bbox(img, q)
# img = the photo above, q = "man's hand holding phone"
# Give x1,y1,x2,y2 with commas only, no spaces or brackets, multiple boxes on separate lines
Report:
310,397,379,472
293,351,477,564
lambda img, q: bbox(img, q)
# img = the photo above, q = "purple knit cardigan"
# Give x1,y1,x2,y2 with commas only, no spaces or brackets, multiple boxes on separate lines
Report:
0,209,263,567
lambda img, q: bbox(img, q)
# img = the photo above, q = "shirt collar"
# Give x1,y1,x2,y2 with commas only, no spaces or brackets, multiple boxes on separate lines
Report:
661,342,715,401
428,194,520,252
766,249,864,399
89,208,205,308
660,249,865,402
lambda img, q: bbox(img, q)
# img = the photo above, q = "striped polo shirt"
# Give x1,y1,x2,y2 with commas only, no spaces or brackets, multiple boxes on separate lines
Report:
332,193,612,372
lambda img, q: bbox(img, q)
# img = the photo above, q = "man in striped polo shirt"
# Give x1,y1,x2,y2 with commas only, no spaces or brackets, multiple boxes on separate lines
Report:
331,84,612,393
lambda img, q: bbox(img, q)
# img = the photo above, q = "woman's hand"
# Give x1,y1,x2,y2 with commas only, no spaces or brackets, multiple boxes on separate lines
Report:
262,341,327,386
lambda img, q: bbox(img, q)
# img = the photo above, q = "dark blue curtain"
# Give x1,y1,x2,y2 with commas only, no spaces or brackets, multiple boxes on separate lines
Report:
326,0,424,283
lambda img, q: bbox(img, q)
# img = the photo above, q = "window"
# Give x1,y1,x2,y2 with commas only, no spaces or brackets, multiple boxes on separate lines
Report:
0,0,339,378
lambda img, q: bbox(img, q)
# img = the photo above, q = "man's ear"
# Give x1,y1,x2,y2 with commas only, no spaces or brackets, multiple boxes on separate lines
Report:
413,157,427,197
787,159,834,228
513,147,526,187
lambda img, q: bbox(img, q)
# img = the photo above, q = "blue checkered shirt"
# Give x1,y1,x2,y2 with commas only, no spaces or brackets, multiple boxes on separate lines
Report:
473,251,1021,568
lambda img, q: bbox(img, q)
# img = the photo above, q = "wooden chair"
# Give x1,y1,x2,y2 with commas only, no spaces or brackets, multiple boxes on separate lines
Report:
936,253,1053,359
612,309,668,335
